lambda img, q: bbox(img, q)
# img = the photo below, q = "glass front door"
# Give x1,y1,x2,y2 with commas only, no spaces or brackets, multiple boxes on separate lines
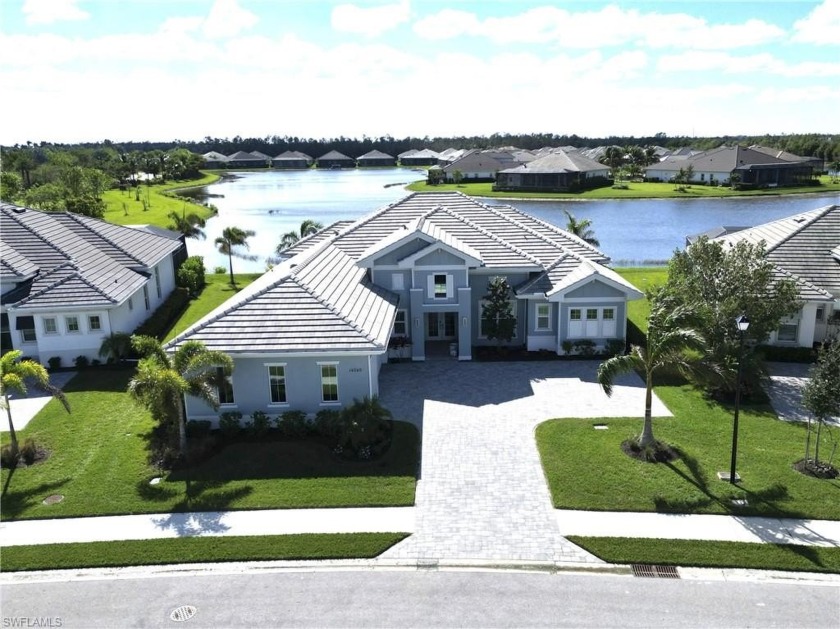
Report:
427,312,457,340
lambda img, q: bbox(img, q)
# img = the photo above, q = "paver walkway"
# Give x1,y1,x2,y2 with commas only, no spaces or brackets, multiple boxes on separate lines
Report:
378,360,671,564
766,361,839,425
1,371,77,432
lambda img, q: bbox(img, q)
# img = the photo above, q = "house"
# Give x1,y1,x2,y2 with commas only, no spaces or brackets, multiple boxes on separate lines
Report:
709,204,840,347
645,145,814,187
749,145,824,173
226,151,269,169
271,151,313,169
169,192,643,422
0,203,184,365
316,150,356,169
400,149,440,166
439,149,525,182
357,150,396,167
202,151,228,169
494,150,611,192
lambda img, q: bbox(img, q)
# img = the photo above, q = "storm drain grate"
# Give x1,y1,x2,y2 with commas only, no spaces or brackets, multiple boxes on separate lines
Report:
170,605,197,622
631,564,680,579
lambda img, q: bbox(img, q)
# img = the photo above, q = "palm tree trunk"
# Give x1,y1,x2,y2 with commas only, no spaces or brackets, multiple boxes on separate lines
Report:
178,396,188,456
3,392,19,458
639,379,655,447
227,252,235,287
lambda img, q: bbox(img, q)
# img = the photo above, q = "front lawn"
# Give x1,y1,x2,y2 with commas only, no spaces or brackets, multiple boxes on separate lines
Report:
1,369,418,521
614,267,669,333
537,384,840,520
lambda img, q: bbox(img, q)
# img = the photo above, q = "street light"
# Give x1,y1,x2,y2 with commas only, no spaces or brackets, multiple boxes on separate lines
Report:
729,314,750,485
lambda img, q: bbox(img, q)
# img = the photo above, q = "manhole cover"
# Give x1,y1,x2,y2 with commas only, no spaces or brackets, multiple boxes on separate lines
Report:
170,605,197,622
631,564,680,579
42,494,64,505
150,477,162,485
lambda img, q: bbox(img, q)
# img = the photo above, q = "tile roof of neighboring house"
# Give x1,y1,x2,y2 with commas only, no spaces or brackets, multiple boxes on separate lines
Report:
712,204,840,300
358,150,394,160
203,151,228,161
273,151,312,161
250,151,272,160
647,145,795,174
443,150,520,173
318,150,354,161
1,203,181,311
404,149,439,159
748,145,811,163
277,220,355,259
498,150,609,175
227,151,264,161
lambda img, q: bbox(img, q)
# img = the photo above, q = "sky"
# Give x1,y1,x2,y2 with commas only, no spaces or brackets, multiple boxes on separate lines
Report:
1,0,838,145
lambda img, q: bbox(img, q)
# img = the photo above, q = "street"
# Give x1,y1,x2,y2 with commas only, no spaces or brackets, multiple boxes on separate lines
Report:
2,568,838,628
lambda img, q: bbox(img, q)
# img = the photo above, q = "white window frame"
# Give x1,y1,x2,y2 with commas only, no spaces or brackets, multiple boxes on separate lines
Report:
217,366,236,406
816,307,825,322
535,303,551,331
391,273,405,291
154,266,162,298
393,310,407,336
568,307,617,339
266,363,288,406
20,328,36,343
318,361,340,405
65,316,80,334
777,323,799,343
43,317,58,335
88,315,102,332
428,273,453,300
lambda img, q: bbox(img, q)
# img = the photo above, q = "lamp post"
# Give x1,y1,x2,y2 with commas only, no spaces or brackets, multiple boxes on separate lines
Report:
729,314,750,485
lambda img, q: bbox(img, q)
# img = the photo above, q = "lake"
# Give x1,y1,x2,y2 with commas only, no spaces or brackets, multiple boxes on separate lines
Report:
185,169,840,272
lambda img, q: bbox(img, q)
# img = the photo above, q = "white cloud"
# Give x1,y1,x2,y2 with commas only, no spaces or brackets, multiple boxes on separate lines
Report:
657,51,840,77
22,0,89,25
413,5,785,50
792,0,840,44
202,0,259,39
331,0,411,37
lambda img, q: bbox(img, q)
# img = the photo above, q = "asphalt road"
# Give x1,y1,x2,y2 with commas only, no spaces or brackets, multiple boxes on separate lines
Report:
2,569,838,628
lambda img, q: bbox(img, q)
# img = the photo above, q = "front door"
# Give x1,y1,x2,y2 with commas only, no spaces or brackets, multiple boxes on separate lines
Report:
427,312,457,340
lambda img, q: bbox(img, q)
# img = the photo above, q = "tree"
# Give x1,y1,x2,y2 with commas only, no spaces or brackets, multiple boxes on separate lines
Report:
275,219,324,253
98,332,133,364
168,207,207,240
663,237,800,396
128,335,233,456
801,342,840,471
215,226,257,286
597,289,706,449
563,209,600,247
0,350,70,461
601,146,625,180
482,276,517,350
683,164,695,186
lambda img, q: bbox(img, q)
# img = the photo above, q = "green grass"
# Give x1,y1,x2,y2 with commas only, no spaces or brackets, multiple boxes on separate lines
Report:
537,385,840,520
568,537,840,574
406,176,840,199
1,370,419,521
102,172,220,228
614,267,669,333
163,272,262,342
1,533,408,572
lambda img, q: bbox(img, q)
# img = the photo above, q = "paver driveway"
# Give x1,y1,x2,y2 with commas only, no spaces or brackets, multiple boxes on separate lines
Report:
377,360,672,564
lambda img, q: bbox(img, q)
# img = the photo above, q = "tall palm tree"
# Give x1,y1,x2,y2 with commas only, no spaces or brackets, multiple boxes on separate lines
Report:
1,351,70,460
597,289,706,448
168,206,207,240
128,335,233,456
563,209,600,247
215,226,256,286
98,331,133,364
276,219,324,254
601,146,625,180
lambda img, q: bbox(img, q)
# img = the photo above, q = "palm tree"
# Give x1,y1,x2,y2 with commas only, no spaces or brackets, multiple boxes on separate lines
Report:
128,335,233,456
98,332,133,364
275,219,324,254
596,289,706,448
601,146,624,181
168,206,207,240
563,209,600,247
1,351,70,461
215,226,256,286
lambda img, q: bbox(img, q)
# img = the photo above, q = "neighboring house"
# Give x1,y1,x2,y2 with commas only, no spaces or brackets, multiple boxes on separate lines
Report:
645,145,814,187
708,204,840,347
227,151,269,168
0,203,184,365
316,150,356,169
357,150,396,167
440,149,524,182
272,151,313,169
202,151,228,169
494,150,611,192
250,151,272,162
169,192,642,422
749,145,824,173
400,149,440,166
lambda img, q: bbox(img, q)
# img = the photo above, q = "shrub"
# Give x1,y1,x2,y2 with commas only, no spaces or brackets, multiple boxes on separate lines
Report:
573,339,596,356
605,339,626,357
219,411,242,438
214,266,226,274
340,396,392,452
757,344,816,364
248,410,272,438
1,445,18,469
561,340,573,356
277,410,309,439
313,408,342,442
20,438,38,465
47,356,62,371
134,287,190,340
74,355,90,369
177,256,206,297
186,420,212,438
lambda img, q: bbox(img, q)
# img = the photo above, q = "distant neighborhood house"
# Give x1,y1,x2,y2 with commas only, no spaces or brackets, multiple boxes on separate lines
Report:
494,150,611,192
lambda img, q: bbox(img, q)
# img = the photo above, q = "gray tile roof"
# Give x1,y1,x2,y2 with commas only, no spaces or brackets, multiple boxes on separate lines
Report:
498,151,608,175
1,203,181,310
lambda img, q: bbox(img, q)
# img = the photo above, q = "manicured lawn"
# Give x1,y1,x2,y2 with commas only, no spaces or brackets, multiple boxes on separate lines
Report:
406,176,840,200
1,533,408,572
102,172,220,228
614,267,669,333
1,370,419,521
163,272,262,342
568,537,840,574
537,384,840,520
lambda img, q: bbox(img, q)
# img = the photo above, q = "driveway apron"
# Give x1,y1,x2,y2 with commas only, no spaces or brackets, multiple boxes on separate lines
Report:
378,360,671,564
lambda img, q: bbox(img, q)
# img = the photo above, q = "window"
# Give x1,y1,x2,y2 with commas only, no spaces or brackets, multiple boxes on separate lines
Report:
1,314,11,350
393,310,407,336
568,307,616,338
21,328,36,342
434,274,447,298
65,316,80,333
43,317,58,335
88,315,101,331
143,285,150,310
777,324,798,343
320,363,339,403
267,365,287,404
816,307,825,322
428,273,452,299
154,266,162,298
391,273,405,291
535,303,551,331
217,367,235,405
570,308,581,321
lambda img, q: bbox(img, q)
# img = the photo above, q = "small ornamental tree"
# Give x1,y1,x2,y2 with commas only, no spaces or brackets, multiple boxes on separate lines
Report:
801,341,840,474
483,276,517,350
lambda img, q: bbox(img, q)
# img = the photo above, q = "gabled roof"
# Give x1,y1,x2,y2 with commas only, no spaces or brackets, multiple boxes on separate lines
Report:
443,150,520,173
273,150,312,161
516,254,643,300
1,203,181,311
647,145,799,173
203,151,228,161
498,150,609,174
318,150,354,161
227,151,264,161
358,150,394,160
712,205,840,300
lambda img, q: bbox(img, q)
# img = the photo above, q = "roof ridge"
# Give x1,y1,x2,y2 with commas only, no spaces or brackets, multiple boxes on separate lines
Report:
494,204,608,260
436,206,542,267
1,206,77,266
15,262,119,307
773,263,834,300
328,193,421,246
764,205,835,254
63,212,146,267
